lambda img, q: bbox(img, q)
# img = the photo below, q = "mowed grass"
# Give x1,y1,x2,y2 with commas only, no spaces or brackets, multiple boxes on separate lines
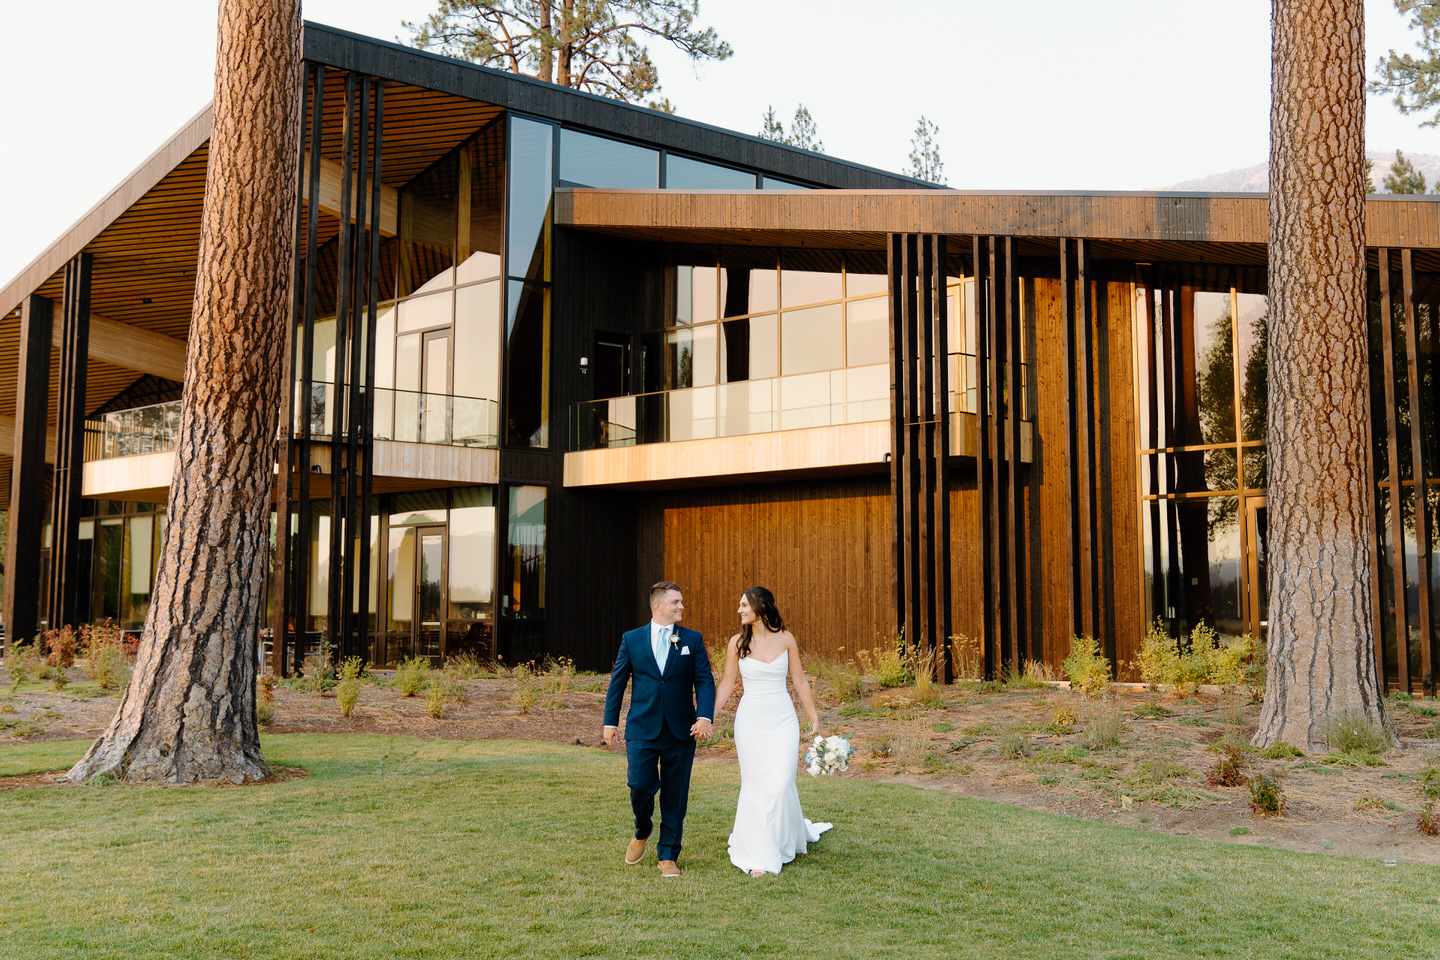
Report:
1,736,1436,959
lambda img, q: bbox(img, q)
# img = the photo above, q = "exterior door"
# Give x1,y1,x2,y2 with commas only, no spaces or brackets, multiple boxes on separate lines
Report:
386,524,447,665
1244,498,1268,642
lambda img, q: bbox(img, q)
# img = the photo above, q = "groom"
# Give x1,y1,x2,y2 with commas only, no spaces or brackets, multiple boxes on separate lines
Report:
603,580,716,877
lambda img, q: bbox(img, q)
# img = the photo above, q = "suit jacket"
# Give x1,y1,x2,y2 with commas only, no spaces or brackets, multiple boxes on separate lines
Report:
603,623,716,741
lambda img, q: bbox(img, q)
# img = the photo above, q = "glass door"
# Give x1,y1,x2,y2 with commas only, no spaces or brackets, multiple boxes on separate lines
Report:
386,524,448,664
423,331,450,444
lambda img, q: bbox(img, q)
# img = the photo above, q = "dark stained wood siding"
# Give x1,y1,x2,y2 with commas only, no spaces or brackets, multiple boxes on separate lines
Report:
635,477,894,663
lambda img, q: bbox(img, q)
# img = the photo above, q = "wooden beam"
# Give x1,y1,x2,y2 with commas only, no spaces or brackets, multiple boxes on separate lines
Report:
50,313,187,382
48,254,92,630
0,417,57,463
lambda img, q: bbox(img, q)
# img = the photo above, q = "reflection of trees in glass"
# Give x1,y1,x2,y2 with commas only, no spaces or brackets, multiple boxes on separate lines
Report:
1241,306,1268,489
1195,302,1270,535
679,345,693,387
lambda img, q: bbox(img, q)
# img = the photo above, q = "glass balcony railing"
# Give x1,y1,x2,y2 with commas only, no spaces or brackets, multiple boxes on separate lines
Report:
570,355,1029,452
297,383,498,448
85,387,499,462
87,399,182,460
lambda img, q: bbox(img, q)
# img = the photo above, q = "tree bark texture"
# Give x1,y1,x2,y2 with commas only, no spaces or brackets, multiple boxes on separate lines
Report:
1257,0,1390,749
67,0,302,783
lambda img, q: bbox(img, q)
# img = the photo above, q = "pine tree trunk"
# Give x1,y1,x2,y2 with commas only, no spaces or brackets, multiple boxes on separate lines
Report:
1256,0,1391,749
66,0,302,784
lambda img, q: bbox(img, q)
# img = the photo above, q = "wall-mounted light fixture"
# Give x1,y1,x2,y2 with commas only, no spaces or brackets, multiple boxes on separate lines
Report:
579,356,589,375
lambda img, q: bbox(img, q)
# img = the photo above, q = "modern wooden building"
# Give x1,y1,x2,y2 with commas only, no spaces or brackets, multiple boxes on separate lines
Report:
4,23,1439,694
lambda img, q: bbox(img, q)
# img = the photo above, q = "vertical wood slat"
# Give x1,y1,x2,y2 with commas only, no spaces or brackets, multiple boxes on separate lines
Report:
931,235,953,682
917,234,935,660
3,294,54,653
48,253,92,631
358,78,385,664
293,62,326,676
1004,238,1023,667
1076,240,1099,641
271,62,316,674
975,235,995,676
343,74,371,662
328,71,357,658
1379,250,1411,692
1402,248,1434,695
1059,240,1079,639
900,236,921,650
987,238,1005,673
888,235,904,642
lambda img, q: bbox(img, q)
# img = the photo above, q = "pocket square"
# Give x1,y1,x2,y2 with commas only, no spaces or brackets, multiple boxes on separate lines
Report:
681,646,690,655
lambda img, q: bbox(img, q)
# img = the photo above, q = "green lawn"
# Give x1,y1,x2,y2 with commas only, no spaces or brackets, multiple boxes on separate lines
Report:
1,735,1435,959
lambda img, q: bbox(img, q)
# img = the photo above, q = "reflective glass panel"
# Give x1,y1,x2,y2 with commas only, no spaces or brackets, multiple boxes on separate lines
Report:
781,304,843,375
1189,290,1235,446
458,120,505,284
399,150,458,297
846,270,888,297
846,296,887,366
388,527,416,630
373,305,396,389
505,280,550,447
1236,293,1268,443
666,155,755,189
390,491,448,526
559,129,658,187
677,265,720,325
449,487,495,619
454,280,501,403
720,314,777,383
762,177,808,189
397,291,452,333
507,117,553,281
781,269,842,307
509,489,547,653
668,324,718,388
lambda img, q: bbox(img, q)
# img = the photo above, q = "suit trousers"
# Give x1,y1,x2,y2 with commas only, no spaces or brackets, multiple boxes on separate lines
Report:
626,725,696,862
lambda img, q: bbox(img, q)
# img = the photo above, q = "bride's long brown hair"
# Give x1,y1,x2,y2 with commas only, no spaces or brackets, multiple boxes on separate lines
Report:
738,586,786,659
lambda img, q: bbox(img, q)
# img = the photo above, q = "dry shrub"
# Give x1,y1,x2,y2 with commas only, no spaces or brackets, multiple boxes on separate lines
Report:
1080,700,1125,750
949,634,983,681
1063,635,1112,696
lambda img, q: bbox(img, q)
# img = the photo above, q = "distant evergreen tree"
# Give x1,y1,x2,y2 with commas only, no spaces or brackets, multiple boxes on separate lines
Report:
404,1,731,106
755,104,824,152
907,116,945,184
1370,0,1440,126
1365,156,1376,193
1383,148,1428,192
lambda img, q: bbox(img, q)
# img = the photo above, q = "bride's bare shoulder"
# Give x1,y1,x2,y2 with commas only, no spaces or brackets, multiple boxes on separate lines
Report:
727,633,743,648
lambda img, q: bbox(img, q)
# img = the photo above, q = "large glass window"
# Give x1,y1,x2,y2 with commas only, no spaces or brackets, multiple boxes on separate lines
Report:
559,129,658,188
781,304,843,375
503,485,547,659
666,155,755,189
505,280,550,447
507,117,553,282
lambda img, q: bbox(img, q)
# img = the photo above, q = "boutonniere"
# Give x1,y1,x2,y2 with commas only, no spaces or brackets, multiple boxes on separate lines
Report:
668,630,681,649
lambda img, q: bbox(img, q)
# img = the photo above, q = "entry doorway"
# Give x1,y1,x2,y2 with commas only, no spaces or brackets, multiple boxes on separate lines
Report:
386,524,447,665
1244,498,1267,643
593,331,632,400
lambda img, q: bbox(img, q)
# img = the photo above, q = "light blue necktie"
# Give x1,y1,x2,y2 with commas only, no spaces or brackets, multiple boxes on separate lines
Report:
654,625,670,672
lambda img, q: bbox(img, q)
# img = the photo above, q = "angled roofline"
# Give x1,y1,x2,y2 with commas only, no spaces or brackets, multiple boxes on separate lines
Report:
300,21,932,191
1,106,212,318
1,20,930,319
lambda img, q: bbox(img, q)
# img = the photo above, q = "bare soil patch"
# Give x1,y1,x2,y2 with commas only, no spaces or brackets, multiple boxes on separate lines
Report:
3,667,1438,863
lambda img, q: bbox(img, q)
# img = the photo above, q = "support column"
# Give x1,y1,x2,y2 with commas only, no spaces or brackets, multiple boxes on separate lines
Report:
4,294,55,654
47,253,93,631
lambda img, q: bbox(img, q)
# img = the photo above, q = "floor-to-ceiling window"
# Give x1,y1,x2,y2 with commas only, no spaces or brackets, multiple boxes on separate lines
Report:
1134,272,1267,643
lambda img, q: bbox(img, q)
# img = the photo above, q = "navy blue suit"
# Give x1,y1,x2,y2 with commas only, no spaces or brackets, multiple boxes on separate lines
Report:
604,623,716,862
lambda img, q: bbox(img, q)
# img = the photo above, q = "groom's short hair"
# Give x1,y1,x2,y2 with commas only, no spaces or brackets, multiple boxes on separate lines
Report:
650,581,682,604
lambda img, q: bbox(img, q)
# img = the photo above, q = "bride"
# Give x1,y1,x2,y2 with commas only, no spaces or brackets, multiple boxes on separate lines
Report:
713,586,833,877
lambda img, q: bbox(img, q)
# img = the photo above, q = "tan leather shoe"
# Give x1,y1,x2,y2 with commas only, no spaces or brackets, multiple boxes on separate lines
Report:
658,859,681,878
625,837,646,865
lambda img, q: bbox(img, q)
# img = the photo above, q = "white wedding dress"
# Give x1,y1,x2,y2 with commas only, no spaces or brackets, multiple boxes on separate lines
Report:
727,650,833,875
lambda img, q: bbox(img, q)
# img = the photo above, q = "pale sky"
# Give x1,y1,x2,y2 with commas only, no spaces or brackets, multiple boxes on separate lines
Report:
1,0,1434,290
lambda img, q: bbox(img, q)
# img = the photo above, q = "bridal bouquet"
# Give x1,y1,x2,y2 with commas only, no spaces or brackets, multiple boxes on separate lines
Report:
805,735,853,776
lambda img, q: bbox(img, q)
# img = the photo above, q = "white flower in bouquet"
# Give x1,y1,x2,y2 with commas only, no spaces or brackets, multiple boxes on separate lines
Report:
804,734,853,776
